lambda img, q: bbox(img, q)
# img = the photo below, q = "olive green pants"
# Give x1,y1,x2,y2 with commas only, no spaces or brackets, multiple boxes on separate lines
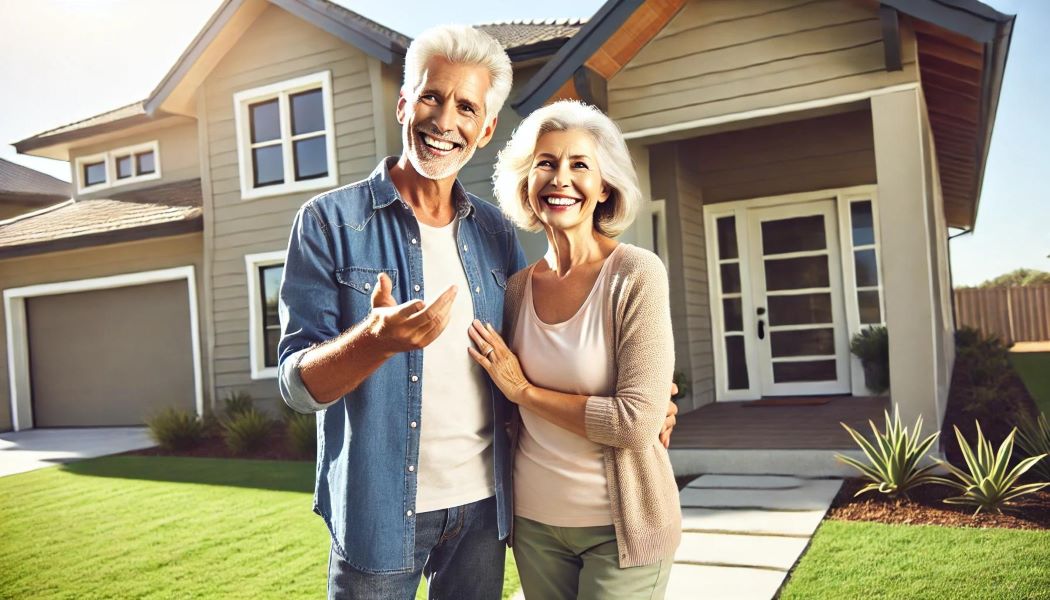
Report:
513,516,672,600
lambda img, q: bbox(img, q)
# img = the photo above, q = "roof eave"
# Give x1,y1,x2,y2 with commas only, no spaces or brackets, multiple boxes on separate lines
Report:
0,216,203,260
13,113,155,159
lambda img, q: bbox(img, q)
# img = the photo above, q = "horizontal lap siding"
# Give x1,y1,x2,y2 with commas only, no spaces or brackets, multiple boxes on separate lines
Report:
609,0,918,133
203,5,381,406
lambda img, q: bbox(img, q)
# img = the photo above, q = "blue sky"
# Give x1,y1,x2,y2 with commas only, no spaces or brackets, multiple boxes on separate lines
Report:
0,0,1045,285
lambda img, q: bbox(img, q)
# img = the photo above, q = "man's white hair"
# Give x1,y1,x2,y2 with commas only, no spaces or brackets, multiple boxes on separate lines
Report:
493,100,641,238
403,25,513,123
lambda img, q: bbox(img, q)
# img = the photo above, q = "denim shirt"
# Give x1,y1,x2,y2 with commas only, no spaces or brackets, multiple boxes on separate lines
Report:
277,158,527,573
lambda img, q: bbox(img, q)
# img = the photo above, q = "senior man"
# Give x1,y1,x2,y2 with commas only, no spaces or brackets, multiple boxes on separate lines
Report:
278,25,677,599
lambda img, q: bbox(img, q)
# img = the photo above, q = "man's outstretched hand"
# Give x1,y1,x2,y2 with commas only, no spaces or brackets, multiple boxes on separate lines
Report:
660,384,679,449
367,272,457,355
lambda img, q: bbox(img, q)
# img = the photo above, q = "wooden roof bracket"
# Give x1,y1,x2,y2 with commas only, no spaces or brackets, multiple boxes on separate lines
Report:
573,66,609,113
879,6,903,71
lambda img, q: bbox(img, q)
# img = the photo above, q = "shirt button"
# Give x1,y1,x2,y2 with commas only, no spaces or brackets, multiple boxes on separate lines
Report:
474,286,480,293
408,465,415,472
463,244,468,251
406,510,414,517
410,375,418,383
410,421,417,428
414,284,421,292
364,283,371,291
411,238,418,245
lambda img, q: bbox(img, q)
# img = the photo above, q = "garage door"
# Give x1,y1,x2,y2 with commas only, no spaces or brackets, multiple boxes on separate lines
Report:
26,279,196,427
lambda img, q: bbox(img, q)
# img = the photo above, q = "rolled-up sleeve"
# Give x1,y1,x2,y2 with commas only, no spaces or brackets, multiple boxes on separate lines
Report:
584,253,675,451
277,202,341,414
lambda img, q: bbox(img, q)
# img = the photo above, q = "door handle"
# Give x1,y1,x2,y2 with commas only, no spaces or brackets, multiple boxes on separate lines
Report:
758,319,766,340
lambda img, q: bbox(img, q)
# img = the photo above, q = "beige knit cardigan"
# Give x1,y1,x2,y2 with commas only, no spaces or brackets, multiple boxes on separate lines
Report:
504,243,682,568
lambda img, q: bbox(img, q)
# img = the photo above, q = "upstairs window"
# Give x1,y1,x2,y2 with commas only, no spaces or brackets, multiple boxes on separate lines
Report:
74,141,160,193
234,71,337,200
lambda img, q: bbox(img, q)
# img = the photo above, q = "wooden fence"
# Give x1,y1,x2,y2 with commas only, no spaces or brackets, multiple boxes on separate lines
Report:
953,285,1050,344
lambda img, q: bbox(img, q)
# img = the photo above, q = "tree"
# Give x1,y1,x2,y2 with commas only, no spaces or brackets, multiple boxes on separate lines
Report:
977,268,1050,288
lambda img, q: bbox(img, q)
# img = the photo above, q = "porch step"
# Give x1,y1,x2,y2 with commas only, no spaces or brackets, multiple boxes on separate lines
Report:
680,478,842,511
669,448,867,477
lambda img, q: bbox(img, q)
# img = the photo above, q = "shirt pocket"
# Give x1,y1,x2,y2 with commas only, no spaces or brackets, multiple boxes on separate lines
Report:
334,266,399,295
491,268,507,290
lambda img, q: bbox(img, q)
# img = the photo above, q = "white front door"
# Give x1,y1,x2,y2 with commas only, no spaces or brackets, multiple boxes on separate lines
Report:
746,201,851,396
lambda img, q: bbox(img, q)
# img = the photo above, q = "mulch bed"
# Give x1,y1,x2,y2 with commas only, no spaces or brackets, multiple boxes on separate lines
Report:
827,478,1050,530
125,422,311,462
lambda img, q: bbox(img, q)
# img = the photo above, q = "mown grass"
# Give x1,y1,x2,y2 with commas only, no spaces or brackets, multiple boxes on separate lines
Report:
779,520,1050,600
1011,352,1050,415
0,456,519,599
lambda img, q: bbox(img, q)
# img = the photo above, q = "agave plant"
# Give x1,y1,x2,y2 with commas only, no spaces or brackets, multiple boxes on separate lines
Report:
835,405,941,498
1016,412,1050,482
934,423,1049,514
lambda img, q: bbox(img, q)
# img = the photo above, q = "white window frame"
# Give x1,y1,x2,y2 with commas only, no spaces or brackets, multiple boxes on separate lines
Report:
233,71,338,201
245,250,286,379
74,140,161,194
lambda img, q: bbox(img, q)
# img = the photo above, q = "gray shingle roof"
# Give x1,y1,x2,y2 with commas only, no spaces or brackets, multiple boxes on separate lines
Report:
475,19,587,50
0,158,71,198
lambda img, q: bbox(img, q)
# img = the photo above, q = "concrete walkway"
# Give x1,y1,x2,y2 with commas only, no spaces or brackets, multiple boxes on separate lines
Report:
667,474,842,599
0,427,154,478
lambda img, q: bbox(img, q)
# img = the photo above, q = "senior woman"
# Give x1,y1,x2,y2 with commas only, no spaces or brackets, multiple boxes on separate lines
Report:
466,100,681,599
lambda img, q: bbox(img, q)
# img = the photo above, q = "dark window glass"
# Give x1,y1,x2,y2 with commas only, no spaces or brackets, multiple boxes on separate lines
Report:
726,336,749,390
723,298,743,332
260,264,284,368
293,136,328,180
771,328,835,358
290,89,325,135
720,264,741,294
716,217,738,260
84,161,106,186
773,360,837,383
250,99,281,143
761,215,826,255
252,145,284,187
136,151,155,175
116,155,133,179
854,249,879,287
851,201,875,246
858,290,882,324
764,255,829,291
651,213,660,258
768,293,833,326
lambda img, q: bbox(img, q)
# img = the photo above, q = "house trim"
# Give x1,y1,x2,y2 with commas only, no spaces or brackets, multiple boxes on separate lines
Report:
702,185,880,402
4,265,203,431
244,250,286,380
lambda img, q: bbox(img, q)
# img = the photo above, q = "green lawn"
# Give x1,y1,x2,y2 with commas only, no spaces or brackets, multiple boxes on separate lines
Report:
0,456,520,599
780,520,1050,600
1011,352,1050,415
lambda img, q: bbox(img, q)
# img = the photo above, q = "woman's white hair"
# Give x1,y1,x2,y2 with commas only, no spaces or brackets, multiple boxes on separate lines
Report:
493,100,641,238
403,25,513,124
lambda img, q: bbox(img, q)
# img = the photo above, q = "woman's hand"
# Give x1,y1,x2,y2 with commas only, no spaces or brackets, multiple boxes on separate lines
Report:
468,320,531,405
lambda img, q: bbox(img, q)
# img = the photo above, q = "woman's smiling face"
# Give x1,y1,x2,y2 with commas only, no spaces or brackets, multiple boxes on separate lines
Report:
526,128,609,235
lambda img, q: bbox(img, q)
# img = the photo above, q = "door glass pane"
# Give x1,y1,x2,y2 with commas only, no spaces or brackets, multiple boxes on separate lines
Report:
771,328,835,358
716,217,738,260
116,155,133,179
84,161,106,186
764,256,829,291
723,298,743,332
768,293,832,326
851,201,875,246
773,360,837,382
291,89,325,135
761,215,825,255
720,264,741,294
293,136,328,180
854,249,879,287
858,290,882,324
136,151,155,175
726,336,749,390
250,99,280,143
252,145,284,187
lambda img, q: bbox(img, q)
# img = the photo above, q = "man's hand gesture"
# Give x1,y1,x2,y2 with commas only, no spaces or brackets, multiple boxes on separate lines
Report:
366,272,457,355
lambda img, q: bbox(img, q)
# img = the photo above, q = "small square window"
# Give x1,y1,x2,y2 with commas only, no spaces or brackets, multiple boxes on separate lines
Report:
116,155,133,179
136,151,155,175
83,161,106,187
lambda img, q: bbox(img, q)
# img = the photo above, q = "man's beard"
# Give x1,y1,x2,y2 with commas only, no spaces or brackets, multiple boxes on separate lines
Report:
403,122,479,181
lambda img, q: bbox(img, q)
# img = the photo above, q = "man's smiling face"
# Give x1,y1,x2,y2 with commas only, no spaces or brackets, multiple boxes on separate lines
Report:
398,57,497,181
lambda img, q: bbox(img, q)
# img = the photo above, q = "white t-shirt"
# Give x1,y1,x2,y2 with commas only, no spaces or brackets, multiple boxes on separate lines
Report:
414,219,495,513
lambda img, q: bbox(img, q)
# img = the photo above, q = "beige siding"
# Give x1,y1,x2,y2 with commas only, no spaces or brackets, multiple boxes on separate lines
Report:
0,233,205,432
71,121,200,199
686,109,876,203
202,5,380,405
609,0,918,134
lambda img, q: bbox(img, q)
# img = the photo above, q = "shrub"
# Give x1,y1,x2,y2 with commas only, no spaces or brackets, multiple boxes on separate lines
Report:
836,405,941,498
223,390,254,419
277,398,298,422
1016,412,1050,482
672,370,690,402
849,325,889,394
935,422,1049,514
286,412,317,458
222,408,272,455
147,408,205,451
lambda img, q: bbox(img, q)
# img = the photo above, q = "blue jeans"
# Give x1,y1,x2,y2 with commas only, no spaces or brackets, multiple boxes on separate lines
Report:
327,496,505,599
